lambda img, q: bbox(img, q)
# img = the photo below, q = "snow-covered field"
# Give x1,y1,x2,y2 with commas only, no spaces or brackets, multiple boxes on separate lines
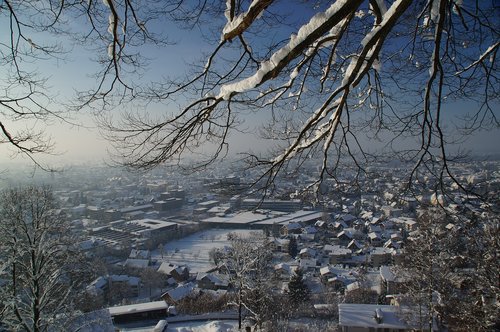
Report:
119,320,239,332
151,229,256,273
166,320,239,332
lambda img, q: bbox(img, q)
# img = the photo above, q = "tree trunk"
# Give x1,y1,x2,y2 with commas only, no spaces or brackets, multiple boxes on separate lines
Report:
238,285,242,330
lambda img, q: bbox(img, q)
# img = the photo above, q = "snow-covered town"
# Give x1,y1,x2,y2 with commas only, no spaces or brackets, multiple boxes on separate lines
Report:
1,157,497,331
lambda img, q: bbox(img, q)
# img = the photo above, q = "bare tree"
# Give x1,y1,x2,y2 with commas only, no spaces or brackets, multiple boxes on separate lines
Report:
140,268,165,298
2,1,498,193
0,186,88,331
219,231,275,329
95,0,498,198
400,210,499,331
0,0,175,167
0,0,69,169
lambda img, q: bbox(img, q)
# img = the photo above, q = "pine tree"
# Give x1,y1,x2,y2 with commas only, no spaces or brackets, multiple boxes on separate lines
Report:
287,236,298,258
288,269,309,305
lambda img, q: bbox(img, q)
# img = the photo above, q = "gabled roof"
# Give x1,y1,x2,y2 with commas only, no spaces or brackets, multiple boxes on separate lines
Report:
337,230,353,239
157,262,176,274
347,239,362,249
196,272,228,286
163,282,195,302
299,247,317,256
319,266,336,276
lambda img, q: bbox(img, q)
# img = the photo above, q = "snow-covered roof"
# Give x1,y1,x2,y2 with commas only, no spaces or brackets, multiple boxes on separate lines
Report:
346,281,361,292
164,282,195,302
196,272,228,286
108,300,168,316
299,247,317,256
129,249,150,259
379,265,396,282
347,239,362,249
337,230,353,239
319,266,335,276
340,214,356,222
285,222,302,230
202,211,269,225
302,226,318,234
338,304,421,330
372,247,394,255
132,218,177,230
157,262,177,274
298,258,317,268
124,258,150,269
88,276,107,290
327,245,351,255
109,274,140,286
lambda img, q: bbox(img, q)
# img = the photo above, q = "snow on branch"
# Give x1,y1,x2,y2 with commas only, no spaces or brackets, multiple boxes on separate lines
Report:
222,0,274,42
268,0,412,168
218,0,364,100
455,42,499,76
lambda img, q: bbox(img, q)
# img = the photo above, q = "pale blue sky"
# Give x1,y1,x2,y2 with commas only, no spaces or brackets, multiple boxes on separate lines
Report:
0,2,498,167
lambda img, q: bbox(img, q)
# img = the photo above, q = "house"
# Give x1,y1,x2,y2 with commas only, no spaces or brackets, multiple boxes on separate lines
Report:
391,217,417,231
370,248,393,267
328,246,352,265
391,249,405,265
337,230,353,244
319,266,337,283
390,232,403,242
108,301,169,324
383,239,401,250
124,258,150,269
86,276,108,296
368,232,382,246
298,258,317,271
274,263,296,279
302,226,318,235
271,238,289,252
196,272,229,290
338,303,437,331
347,239,363,251
380,266,406,295
297,233,316,242
315,220,327,229
109,275,141,297
340,214,357,225
129,249,151,260
332,221,348,231
298,247,317,259
162,282,195,304
327,275,350,291
157,263,189,282
368,224,383,233
381,206,403,218
280,222,303,236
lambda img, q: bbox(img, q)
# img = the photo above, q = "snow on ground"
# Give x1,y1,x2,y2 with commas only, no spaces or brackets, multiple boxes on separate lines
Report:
118,320,239,332
151,229,256,273
167,320,239,332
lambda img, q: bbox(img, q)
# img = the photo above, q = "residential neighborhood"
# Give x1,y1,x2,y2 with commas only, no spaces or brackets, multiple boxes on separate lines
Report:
1,157,497,331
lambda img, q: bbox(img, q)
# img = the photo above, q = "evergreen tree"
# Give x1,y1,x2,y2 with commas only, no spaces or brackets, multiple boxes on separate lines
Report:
288,269,310,305
287,236,298,258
